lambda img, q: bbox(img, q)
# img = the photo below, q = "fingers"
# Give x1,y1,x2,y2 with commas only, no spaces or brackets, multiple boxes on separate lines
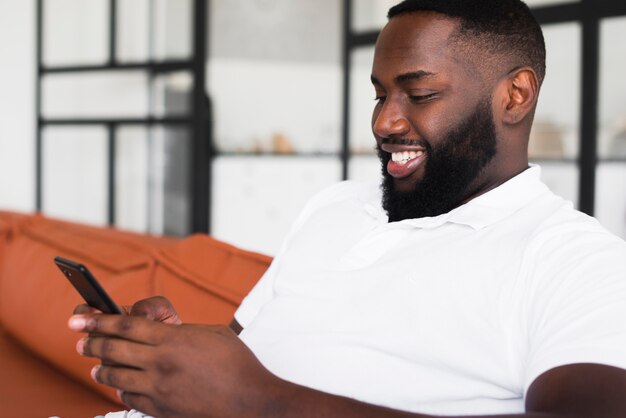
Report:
68,314,165,345
77,335,154,369
130,296,182,325
91,366,158,417
91,364,152,395
73,304,101,315
117,391,158,418
75,303,134,316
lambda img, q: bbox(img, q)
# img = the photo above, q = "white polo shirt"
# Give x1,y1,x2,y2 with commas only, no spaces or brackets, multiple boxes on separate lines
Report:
235,166,626,416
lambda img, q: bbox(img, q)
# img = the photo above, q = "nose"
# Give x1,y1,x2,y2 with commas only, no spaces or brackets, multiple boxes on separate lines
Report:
372,98,410,139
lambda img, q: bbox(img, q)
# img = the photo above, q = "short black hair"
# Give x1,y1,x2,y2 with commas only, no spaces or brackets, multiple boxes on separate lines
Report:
388,0,546,85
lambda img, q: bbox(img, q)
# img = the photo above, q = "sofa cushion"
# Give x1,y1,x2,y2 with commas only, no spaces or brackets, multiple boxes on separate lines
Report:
0,211,36,327
153,234,272,324
0,325,122,417
0,213,271,405
0,215,173,402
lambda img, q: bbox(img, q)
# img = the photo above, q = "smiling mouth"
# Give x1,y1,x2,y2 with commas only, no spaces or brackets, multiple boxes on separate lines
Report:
390,150,425,164
384,148,427,180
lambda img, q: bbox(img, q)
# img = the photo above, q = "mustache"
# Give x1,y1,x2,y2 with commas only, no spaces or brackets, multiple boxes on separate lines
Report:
381,138,428,147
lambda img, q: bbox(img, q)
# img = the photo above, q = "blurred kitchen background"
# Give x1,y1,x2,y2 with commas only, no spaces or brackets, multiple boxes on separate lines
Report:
0,0,625,255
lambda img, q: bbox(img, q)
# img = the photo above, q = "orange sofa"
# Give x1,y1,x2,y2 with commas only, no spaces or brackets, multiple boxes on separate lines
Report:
0,210,271,418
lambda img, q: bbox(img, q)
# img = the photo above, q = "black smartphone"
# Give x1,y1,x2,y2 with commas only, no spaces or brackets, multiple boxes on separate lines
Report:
54,256,122,314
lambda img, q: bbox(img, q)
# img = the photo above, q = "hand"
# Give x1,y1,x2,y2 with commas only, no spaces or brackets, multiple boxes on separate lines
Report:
73,296,182,325
68,314,284,418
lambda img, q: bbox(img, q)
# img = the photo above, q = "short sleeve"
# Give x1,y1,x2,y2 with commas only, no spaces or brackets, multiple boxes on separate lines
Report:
523,227,626,394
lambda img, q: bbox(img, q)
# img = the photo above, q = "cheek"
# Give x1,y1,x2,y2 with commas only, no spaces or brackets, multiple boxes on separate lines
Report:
411,100,473,142
407,108,446,141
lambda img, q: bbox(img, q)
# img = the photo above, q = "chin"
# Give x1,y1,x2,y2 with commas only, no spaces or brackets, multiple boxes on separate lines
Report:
392,172,424,194
393,181,417,194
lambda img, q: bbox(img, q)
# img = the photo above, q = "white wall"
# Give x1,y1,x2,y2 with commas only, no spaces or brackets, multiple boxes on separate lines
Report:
0,0,36,212
0,1,624,255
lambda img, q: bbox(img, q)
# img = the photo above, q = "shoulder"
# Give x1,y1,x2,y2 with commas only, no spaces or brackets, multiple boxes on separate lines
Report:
529,201,626,256
521,199,626,289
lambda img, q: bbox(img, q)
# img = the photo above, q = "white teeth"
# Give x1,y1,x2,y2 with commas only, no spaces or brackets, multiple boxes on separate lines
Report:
391,151,424,164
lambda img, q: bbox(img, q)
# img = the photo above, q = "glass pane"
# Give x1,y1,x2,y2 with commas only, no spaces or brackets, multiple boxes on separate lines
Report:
151,71,193,117
352,0,396,32
152,0,192,61
212,157,341,255
152,126,191,236
208,0,341,154
596,163,626,239
115,126,149,232
117,0,192,62
349,46,377,155
530,23,581,160
43,0,108,66
539,163,579,208
42,126,108,225
42,72,149,118
599,17,626,159
0,0,35,211
115,126,191,236
117,0,150,62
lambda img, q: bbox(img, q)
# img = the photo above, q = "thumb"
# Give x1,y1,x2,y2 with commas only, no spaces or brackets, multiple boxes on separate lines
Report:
129,296,182,324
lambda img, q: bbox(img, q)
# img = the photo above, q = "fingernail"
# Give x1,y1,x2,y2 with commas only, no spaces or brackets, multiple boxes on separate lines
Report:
76,337,87,355
68,315,86,331
116,389,123,401
91,365,100,381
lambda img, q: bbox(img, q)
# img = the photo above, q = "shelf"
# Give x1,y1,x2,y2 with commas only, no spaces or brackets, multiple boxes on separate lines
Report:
40,60,193,75
39,116,193,126
215,151,341,158
529,158,578,164
598,158,626,163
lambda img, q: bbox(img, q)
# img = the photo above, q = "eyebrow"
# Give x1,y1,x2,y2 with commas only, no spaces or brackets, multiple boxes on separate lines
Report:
371,70,437,86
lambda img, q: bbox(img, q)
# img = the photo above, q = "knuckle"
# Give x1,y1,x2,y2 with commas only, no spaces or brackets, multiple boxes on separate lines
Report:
99,338,115,362
119,390,135,408
82,337,93,356
152,295,169,305
106,369,118,387
152,379,171,397
96,366,115,386
152,349,180,379
89,315,101,332
117,315,135,333
155,357,179,378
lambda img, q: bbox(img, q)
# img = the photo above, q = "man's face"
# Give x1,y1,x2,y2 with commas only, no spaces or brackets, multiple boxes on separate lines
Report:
371,12,501,221
377,98,497,221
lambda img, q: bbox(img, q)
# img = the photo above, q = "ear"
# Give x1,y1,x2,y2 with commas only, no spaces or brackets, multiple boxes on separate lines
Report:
496,67,539,126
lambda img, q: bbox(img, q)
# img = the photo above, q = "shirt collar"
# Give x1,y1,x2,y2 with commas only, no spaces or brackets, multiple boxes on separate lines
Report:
364,165,549,230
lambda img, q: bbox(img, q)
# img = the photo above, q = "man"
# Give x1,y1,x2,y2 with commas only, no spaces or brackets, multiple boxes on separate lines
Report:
69,1,626,417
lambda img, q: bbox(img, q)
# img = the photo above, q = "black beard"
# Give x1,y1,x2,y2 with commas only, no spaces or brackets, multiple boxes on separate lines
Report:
378,99,498,222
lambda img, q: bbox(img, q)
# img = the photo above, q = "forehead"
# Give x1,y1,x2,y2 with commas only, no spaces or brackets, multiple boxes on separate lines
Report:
372,12,473,83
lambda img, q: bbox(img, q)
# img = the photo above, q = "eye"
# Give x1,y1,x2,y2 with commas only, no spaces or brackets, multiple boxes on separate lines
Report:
409,93,437,103
374,96,387,105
